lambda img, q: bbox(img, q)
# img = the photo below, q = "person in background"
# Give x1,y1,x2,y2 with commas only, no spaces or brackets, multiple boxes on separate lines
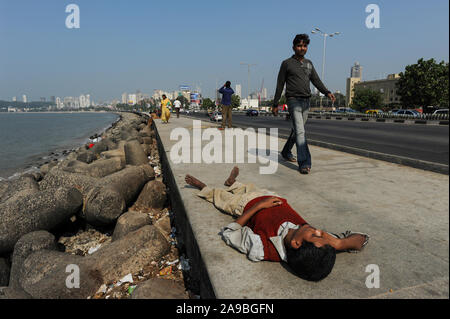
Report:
218,81,234,130
160,94,172,124
174,98,182,118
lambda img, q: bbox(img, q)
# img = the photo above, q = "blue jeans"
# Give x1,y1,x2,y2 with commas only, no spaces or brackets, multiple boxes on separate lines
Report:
281,97,311,169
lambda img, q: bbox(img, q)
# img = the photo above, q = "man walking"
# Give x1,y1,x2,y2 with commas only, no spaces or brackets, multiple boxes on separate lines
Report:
219,81,234,130
272,34,335,174
174,98,182,118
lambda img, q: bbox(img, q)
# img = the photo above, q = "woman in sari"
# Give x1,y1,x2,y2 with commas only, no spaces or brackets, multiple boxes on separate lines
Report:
160,94,172,124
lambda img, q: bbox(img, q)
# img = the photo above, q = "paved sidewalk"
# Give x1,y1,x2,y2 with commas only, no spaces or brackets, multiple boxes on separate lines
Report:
154,115,449,299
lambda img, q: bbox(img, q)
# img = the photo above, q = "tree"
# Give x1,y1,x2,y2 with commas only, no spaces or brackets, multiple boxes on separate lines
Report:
201,98,215,110
231,95,240,108
177,95,190,108
351,88,384,111
396,58,449,108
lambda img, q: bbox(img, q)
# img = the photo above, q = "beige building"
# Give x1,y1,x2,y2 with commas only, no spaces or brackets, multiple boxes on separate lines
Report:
351,74,401,106
346,77,362,106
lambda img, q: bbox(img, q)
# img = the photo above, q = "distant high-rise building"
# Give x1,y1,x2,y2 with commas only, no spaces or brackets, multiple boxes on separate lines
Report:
262,88,267,101
40,97,46,102
351,62,362,79
50,96,56,103
12,96,17,102
122,92,128,104
56,97,63,109
235,84,242,98
22,95,27,103
79,95,86,108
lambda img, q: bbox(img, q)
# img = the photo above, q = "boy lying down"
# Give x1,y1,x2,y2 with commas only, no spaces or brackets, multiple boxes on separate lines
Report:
185,167,369,281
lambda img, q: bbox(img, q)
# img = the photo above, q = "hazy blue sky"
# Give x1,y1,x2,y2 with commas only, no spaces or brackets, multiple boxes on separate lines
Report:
0,0,448,102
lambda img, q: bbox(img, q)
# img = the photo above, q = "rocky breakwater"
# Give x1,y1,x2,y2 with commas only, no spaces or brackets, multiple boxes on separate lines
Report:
0,112,190,299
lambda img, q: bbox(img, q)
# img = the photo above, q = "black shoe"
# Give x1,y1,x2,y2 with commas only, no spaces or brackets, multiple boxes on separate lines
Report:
299,167,311,174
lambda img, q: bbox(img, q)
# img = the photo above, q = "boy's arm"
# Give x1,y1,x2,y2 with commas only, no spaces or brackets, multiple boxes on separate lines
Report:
235,197,282,226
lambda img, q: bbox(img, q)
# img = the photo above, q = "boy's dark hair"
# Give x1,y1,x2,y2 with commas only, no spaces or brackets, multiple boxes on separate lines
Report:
293,34,310,46
225,81,231,88
162,94,167,98
286,241,336,281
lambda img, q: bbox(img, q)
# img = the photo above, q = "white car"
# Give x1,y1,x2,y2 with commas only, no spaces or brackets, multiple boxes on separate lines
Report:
210,111,222,122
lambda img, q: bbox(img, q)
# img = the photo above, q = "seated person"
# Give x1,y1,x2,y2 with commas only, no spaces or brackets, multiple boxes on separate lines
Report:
185,167,369,282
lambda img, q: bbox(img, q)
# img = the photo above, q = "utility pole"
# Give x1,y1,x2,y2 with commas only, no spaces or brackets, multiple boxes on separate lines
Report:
311,28,341,111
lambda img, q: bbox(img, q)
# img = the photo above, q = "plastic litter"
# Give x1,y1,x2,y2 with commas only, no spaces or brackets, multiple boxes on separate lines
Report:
128,285,137,295
166,259,179,266
96,284,107,294
159,266,172,276
116,273,133,286
178,256,191,271
88,244,102,255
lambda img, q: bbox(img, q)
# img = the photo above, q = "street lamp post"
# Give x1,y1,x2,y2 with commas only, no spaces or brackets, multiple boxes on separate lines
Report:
311,28,341,111
240,62,257,109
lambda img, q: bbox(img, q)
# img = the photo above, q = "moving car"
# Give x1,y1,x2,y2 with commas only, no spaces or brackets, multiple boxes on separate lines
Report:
246,109,259,116
210,111,222,121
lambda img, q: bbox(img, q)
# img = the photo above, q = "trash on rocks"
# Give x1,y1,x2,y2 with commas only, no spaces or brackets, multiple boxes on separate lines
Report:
178,256,191,271
153,166,161,176
88,244,102,255
159,266,172,276
96,284,107,294
166,259,179,266
117,273,133,286
128,285,137,295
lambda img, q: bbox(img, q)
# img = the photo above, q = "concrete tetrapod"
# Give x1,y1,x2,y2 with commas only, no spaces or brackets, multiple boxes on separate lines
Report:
0,187,83,254
0,174,39,203
83,165,155,226
124,139,149,166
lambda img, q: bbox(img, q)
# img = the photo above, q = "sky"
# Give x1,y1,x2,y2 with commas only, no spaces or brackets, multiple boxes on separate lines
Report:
0,0,449,102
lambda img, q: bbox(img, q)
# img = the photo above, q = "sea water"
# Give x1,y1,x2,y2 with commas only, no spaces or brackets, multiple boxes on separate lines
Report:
0,112,120,179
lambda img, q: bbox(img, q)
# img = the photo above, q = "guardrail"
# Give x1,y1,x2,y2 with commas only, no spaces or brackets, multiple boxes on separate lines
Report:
188,109,449,123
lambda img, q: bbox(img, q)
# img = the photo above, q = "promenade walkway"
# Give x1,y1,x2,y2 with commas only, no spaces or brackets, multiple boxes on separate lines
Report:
153,115,448,299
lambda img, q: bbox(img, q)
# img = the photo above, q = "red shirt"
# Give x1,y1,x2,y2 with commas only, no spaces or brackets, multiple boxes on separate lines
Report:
244,196,308,261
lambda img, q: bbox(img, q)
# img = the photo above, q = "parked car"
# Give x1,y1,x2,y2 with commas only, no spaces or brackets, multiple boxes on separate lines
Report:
365,109,384,114
210,111,222,121
246,109,259,116
393,109,421,117
432,109,449,115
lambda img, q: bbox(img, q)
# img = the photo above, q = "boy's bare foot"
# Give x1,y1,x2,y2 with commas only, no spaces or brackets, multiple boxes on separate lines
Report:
185,175,207,190
224,166,239,186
